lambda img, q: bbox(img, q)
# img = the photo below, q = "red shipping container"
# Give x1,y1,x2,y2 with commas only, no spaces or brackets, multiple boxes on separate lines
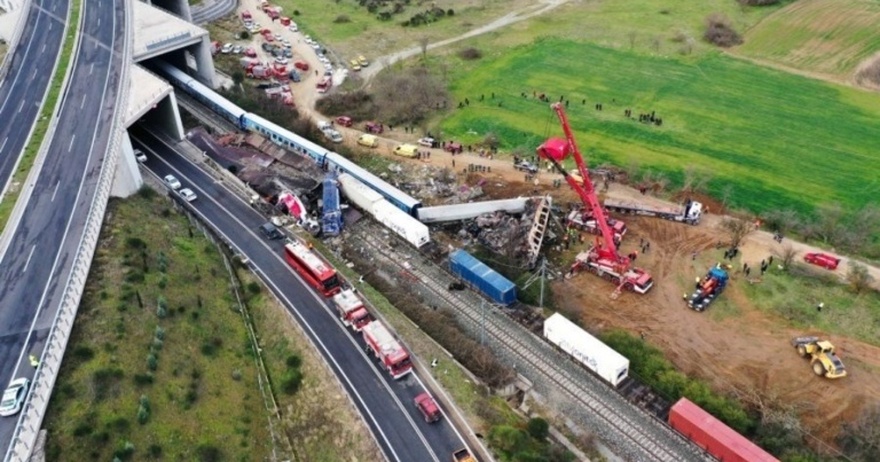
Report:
668,398,778,462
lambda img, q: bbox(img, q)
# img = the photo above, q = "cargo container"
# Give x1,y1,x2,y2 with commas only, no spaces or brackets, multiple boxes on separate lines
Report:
372,200,430,248
448,249,516,306
669,398,779,462
604,198,702,225
332,289,372,331
543,313,629,386
338,173,383,214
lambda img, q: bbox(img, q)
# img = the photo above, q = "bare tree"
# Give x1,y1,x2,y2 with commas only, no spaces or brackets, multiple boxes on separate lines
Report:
846,261,875,294
418,36,430,61
720,184,734,212
721,217,754,248
682,166,711,195
777,244,797,270
849,204,880,253
762,208,800,234
816,203,845,244
839,404,880,461
627,31,637,49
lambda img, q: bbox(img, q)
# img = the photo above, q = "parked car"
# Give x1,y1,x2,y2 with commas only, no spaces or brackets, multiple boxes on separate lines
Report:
357,134,378,148
281,38,290,46
283,49,293,58
514,160,538,174
289,70,301,82
804,252,841,270
178,188,198,202
444,142,463,154
335,116,353,127
244,47,257,57
365,121,383,134
414,392,441,423
294,61,309,71
274,57,289,65
357,55,369,67
232,45,243,54
221,43,233,54
0,378,30,417
288,24,298,32
349,59,361,71
163,174,181,190
274,33,282,41
417,137,435,148
133,149,147,162
261,42,273,52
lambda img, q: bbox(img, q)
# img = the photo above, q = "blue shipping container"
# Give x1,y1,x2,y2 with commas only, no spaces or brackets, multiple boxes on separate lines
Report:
322,173,343,237
449,249,517,305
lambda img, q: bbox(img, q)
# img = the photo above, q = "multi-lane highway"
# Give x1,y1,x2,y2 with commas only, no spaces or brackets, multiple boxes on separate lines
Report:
0,0,69,194
131,126,472,462
0,0,125,452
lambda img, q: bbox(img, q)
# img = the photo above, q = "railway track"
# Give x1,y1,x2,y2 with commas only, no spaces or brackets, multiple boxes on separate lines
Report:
348,221,710,462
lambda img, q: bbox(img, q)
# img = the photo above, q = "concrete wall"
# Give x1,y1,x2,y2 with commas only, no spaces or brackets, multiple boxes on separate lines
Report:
111,134,144,198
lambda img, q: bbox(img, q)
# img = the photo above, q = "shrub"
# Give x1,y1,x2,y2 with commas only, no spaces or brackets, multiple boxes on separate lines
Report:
231,369,243,381
125,270,144,283
73,423,92,437
281,369,303,395
333,14,350,23
703,13,742,47
136,186,156,199
113,440,135,460
147,353,158,371
200,342,216,357
458,47,482,60
133,373,154,386
154,326,165,340
246,281,261,296
285,354,302,369
73,345,95,361
737,0,780,5
125,237,147,250
526,417,549,441
148,444,162,457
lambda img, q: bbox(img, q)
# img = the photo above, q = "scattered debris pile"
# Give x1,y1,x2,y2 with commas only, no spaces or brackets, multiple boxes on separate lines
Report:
378,163,463,206
460,198,550,264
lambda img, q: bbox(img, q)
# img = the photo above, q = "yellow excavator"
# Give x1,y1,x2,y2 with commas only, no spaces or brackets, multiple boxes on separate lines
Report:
791,336,847,379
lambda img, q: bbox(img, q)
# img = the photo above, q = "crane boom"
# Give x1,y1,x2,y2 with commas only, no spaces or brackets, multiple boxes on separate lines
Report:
537,103,620,262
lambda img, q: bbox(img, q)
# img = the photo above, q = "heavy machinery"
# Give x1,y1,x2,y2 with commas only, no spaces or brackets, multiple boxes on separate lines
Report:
688,267,729,311
791,336,847,379
537,103,653,294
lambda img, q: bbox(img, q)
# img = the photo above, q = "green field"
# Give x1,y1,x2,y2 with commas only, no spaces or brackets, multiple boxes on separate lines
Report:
437,39,880,215
736,0,880,77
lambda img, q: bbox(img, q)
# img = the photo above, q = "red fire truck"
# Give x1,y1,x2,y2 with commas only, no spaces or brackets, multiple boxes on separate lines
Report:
332,289,373,331
283,238,342,296
362,321,412,380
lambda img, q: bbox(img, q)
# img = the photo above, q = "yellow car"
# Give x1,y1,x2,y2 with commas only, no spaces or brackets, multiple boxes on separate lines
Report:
350,59,361,71
357,55,369,67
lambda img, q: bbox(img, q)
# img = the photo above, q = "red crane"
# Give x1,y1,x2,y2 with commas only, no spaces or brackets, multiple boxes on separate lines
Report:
537,103,654,294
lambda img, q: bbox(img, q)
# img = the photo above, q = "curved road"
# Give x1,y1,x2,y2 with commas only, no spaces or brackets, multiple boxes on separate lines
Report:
190,0,236,25
132,127,472,462
0,0,69,197
0,0,125,453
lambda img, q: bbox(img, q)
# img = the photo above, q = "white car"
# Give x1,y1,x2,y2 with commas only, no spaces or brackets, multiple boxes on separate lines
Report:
163,174,181,190
304,35,312,43
281,38,290,46
274,33,282,41
178,188,197,202
274,57,289,65
133,149,147,162
232,45,243,54
0,378,30,417
221,43,233,54
311,43,321,50
288,24,298,32
417,137,435,148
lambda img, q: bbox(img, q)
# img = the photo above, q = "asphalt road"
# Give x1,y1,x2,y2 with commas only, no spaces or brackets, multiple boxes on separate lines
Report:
0,0,124,452
190,0,236,25
132,126,472,462
0,0,69,195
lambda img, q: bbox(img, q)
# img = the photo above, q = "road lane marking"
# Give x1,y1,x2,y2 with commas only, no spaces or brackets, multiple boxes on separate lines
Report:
90,63,94,75
32,67,37,79
41,43,46,54
17,100,24,113
22,245,36,273
97,17,100,28
51,181,60,202
0,137,7,153
68,134,76,152
80,94,86,109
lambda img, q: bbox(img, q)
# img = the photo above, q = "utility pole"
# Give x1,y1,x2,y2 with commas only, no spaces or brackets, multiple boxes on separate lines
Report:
539,258,546,309
480,299,485,345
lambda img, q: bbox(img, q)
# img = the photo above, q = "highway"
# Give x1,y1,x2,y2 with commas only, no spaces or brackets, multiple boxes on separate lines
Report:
190,0,236,25
0,0,124,452
131,126,472,462
0,0,69,195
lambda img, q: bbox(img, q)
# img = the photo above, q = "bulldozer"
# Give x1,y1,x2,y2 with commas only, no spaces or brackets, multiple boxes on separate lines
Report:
791,336,847,379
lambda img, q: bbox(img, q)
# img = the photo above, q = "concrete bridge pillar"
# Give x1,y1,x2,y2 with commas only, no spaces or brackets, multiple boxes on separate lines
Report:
150,0,193,23
111,135,144,198
190,36,217,88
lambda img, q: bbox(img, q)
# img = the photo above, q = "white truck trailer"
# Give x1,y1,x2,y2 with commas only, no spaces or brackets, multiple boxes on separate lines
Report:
603,198,702,225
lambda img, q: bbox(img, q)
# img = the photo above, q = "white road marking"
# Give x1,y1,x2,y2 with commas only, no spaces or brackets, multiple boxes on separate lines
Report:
90,63,94,75
17,100,24,113
0,137,7,153
68,134,75,152
41,43,46,53
51,181,60,202
22,245,36,273
80,94,86,109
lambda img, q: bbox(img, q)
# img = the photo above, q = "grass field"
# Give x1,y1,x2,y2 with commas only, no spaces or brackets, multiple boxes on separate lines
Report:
43,191,276,460
435,39,880,215
736,0,880,78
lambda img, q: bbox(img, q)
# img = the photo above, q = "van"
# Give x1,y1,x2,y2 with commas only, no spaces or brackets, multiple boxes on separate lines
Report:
357,134,378,148
393,144,418,158
414,392,441,423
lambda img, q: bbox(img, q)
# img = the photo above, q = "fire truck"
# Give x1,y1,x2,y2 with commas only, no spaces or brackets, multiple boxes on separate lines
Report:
282,238,342,297
332,289,373,331
362,321,412,380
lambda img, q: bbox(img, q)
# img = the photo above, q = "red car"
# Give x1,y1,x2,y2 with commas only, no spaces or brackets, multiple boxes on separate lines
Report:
804,252,841,270
413,392,441,423
335,116,353,127
365,121,383,134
